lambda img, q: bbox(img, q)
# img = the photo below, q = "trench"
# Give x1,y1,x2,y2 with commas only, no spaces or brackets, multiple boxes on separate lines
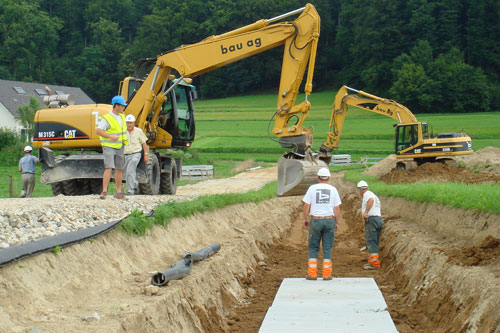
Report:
0,175,499,332
203,175,500,333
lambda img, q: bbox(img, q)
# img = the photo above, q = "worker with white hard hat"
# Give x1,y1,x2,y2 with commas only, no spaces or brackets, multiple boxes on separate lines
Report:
302,167,342,281
357,180,383,270
18,145,39,198
124,113,149,195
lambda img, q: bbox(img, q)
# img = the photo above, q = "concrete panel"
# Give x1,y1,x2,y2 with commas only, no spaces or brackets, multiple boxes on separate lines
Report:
259,277,398,333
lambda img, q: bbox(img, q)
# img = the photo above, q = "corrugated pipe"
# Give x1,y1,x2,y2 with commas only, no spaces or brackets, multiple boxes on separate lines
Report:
185,242,221,262
151,243,221,286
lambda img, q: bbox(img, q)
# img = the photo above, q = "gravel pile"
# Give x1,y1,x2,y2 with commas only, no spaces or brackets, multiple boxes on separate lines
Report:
0,194,193,248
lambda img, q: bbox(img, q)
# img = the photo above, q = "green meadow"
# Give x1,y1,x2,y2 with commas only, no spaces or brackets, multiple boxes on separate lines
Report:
193,90,500,162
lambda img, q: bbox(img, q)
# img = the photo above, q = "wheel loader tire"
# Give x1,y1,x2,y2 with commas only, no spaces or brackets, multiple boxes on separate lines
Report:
139,154,160,195
160,160,177,195
51,182,64,196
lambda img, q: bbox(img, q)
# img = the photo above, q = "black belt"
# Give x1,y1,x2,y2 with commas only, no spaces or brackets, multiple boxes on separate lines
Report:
125,152,141,155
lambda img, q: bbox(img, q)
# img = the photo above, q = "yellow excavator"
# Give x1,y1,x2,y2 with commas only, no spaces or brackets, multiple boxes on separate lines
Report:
33,4,326,196
316,85,473,170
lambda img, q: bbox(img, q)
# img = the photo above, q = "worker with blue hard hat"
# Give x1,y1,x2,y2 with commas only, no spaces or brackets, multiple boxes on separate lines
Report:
111,95,127,106
95,96,129,199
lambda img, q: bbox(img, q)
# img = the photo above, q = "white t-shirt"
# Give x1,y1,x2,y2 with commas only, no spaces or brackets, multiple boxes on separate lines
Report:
302,183,341,216
362,190,381,217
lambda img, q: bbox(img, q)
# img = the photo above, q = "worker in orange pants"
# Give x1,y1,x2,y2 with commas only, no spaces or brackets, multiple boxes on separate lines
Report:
303,168,342,280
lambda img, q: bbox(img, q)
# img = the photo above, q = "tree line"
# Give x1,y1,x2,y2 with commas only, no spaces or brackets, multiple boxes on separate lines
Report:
0,0,498,113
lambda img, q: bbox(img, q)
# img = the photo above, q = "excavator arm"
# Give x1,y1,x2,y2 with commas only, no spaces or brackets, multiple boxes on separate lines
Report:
321,85,418,152
127,4,320,154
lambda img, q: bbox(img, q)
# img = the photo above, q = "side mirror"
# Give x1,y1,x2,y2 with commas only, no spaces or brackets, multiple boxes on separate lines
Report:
190,89,199,102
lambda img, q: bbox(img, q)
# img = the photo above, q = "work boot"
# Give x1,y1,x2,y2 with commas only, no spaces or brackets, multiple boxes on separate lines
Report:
306,258,318,280
113,192,127,200
99,191,107,199
363,263,378,270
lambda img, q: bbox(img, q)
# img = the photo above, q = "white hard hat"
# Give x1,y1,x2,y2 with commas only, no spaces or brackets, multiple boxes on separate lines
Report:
24,145,33,152
317,167,331,178
125,114,136,122
357,180,368,188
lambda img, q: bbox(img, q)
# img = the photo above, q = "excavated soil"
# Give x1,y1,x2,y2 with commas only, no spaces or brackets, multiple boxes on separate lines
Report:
1,150,500,332
380,161,500,184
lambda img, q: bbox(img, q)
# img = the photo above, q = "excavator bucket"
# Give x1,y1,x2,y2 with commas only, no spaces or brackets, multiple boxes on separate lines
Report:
277,157,329,196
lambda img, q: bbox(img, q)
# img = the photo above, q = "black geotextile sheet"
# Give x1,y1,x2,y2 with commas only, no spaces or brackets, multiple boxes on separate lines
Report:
0,219,122,267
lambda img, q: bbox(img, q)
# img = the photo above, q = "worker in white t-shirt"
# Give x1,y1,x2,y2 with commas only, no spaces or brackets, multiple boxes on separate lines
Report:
357,180,383,270
302,167,342,280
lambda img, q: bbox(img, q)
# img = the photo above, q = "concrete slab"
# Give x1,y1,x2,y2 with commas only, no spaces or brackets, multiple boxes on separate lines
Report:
259,277,398,333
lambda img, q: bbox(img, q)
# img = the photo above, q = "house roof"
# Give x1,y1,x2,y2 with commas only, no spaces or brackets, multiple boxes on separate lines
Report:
0,79,95,117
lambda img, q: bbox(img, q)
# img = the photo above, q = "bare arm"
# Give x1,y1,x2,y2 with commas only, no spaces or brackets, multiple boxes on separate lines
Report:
303,202,310,227
334,205,340,229
142,142,150,163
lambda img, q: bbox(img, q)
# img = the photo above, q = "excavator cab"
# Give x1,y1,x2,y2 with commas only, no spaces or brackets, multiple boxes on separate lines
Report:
395,123,419,154
119,77,143,102
158,80,196,147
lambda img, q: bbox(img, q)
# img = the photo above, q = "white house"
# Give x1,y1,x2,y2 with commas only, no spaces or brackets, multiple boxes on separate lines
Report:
0,79,94,134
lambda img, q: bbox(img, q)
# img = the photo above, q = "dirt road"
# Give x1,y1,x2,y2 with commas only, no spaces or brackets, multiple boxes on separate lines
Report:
1,152,499,332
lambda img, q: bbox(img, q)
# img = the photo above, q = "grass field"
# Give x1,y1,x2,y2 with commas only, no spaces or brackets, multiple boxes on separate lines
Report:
194,90,500,161
1,89,499,198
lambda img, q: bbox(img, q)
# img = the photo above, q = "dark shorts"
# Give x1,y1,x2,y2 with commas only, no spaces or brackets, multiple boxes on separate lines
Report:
103,146,125,170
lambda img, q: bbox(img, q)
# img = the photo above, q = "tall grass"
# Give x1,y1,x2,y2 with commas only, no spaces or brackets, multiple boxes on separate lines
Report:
344,170,500,214
121,181,277,235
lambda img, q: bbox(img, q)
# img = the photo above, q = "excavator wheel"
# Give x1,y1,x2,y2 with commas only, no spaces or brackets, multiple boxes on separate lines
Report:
89,179,102,194
51,182,64,196
277,157,329,197
139,154,161,195
160,160,177,195
62,180,79,196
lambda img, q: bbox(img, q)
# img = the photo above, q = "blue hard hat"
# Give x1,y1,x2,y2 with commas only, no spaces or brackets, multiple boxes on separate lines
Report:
111,95,127,106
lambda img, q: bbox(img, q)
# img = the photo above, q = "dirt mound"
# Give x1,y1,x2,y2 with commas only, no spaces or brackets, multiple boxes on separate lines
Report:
364,146,500,179
363,154,398,177
455,146,500,173
379,161,500,184
440,235,500,267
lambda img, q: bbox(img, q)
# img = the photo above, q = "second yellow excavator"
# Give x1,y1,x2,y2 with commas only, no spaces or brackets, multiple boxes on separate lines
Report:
316,85,473,170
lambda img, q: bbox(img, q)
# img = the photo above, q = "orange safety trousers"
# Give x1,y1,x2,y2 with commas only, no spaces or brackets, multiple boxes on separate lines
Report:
322,259,332,278
368,253,380,268
307,259,318,278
